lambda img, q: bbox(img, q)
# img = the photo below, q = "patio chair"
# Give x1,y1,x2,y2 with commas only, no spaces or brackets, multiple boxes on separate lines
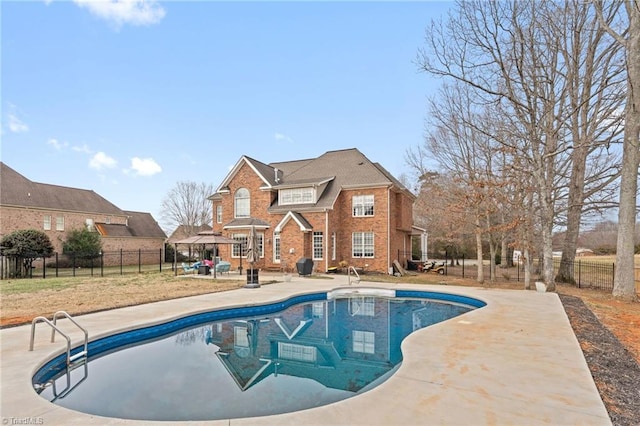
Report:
181,262,197,275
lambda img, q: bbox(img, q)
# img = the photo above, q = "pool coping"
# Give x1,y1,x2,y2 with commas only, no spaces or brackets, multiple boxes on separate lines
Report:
0,276,611,425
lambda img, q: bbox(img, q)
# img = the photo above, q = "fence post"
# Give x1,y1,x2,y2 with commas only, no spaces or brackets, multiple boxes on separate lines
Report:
578,260,581,288
159,248,162,272
139,249,142,273
42,256,46,279
55,252,59,277
100,251,104,277
72,253,76,277
462,254,465,278
120,249,123,275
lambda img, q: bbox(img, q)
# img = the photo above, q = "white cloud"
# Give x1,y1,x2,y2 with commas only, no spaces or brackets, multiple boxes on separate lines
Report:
89,152,118,170
8,113,29,133
73,0,166,28
47,138,68,150
72,144,92,154
129,157,161,176
274,132,294,143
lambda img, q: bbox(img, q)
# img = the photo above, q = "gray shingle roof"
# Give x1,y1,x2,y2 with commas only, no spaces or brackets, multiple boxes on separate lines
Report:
123,211,167,239
0,162,125,215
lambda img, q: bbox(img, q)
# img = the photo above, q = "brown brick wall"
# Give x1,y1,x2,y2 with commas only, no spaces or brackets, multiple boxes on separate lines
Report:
0,206,163,264
209,163,415,274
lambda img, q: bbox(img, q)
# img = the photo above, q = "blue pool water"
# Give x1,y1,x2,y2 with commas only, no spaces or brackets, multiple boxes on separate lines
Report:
34,289,485,421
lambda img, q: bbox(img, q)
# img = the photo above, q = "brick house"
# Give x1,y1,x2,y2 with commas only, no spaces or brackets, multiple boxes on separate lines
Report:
0,163,166,262
210,148,419,275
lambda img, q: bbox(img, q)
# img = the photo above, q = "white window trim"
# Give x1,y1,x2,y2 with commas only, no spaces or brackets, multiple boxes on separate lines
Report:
56,216,65,231
353,330,375,354
352,232,374,258
279,187,315,205
43,215,52,231
234,188,250,218
216,205,223,223
232,232,264,258
352,194,374,217
312,231,323,260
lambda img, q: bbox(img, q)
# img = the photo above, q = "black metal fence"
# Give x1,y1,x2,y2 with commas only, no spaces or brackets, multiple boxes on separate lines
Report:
1,249,171,279
400,251,615,291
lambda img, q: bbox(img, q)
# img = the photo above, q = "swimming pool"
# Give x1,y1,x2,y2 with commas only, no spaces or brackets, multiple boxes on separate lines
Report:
33,288,485,421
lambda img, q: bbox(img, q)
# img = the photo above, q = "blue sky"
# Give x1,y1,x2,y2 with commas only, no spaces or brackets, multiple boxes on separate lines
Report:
2,0,451,231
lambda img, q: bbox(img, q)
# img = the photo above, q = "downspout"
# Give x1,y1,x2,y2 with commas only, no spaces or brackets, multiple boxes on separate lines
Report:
387,189,391,275
325,209,329,273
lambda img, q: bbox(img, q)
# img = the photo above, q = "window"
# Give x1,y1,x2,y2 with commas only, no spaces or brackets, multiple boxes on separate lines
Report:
234,188,250,218
216,205,222,223
56,216,65,231
280,187,314,205
234,326,248,347
331,232,336,261
43,215,52,231
352,195,374,217
312,302,324,318
278,342,316,362
274,232,281,262
312,231,323,260
352,232,374,258
350,297,375,316
232,233,264,258
353,330,375,354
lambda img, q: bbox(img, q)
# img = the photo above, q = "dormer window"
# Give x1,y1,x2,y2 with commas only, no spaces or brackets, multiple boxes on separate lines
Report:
280,187,314,205
234,188,250,218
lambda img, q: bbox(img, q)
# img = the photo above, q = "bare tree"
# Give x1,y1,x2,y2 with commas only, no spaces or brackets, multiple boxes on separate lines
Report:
417,0,626,291
160,181,215,236
555,0,625,284
594,0,640,300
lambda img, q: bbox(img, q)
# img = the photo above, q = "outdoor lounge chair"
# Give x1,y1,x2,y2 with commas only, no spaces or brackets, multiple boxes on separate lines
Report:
215,261,231,274
181,262,197,274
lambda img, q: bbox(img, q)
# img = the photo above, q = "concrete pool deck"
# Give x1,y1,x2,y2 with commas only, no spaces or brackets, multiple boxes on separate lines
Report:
1,274,611,425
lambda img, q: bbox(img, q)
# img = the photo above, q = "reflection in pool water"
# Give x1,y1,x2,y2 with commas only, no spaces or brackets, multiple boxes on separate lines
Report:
34,290,483,421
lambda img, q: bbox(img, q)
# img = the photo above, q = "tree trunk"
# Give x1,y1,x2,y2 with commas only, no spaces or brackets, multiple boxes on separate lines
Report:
612,3,640,301
476,217,484,284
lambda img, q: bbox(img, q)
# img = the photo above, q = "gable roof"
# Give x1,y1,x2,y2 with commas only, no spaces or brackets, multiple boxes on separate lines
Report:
0,162,125,215
214,148,414,213
167,224,212,243
123,211,167,239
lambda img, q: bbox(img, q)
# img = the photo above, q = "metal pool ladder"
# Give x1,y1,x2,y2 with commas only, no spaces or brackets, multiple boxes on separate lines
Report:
29,311,88,366
348,266,360,285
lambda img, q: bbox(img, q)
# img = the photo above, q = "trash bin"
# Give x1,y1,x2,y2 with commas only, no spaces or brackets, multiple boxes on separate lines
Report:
198,265,210,275
246,268,259,284
296,258,313,276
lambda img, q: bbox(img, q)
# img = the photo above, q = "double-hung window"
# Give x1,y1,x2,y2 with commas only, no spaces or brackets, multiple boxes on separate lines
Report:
232,232,264,258
352,232,374,258
352,195,374,217
216,205,222,223
312,231,323,260
352,330,375,354
43,215,52,231
56,216,65,231
234,188,250,218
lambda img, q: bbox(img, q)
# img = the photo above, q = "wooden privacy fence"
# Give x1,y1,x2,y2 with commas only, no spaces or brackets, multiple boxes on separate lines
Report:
0,249,170,279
